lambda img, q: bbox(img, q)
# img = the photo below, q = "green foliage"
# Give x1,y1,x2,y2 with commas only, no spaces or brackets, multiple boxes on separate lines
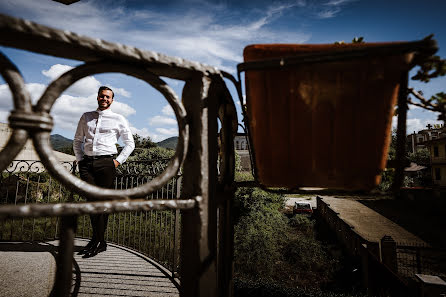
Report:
129,146,175,161
234,187,285,221
133,134,156,149
378,169,394,192
235,171,254,182
351,37,364,43
412,54,446,83
234,188,286,277
234,278,366,297
58,145,74,155
407,147,430,165
380,129,431,190
50,134,73,151
234,187,338,290
409,35,446,119
156,136,178,150
235,151,242,172
334,37,364,45
289,214,313,232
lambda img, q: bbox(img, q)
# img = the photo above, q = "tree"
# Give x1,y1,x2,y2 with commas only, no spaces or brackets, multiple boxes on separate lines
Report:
129,146,174,161
408,35,446,120
57,145,74,155
133,134,156,149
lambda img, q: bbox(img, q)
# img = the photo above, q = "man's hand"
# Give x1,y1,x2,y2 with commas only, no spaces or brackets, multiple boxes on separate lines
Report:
113,159,120,168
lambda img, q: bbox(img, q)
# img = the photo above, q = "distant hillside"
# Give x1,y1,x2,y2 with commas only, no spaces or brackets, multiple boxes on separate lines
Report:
50,134,73,151
49,134,178,152
156,137,178,150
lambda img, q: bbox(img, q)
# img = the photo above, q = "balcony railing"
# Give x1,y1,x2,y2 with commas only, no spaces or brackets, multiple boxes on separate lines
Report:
0,159,182,275
0,12,238,297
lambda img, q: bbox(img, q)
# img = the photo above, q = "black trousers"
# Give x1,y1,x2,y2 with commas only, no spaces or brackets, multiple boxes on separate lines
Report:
78,156,116,243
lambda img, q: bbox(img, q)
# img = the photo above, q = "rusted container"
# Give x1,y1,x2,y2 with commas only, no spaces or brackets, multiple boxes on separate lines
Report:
243,42,416,190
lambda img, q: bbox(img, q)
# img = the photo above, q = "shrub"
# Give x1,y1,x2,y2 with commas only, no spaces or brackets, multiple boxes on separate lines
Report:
233,187,340,290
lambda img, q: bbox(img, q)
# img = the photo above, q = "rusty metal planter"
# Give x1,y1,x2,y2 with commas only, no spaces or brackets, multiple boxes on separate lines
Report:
241,41,434,190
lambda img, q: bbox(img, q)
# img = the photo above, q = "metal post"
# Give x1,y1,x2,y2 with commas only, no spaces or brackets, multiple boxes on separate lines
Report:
53,215,77,297
180,74,218,297
172,176,182,277
217,196,234,297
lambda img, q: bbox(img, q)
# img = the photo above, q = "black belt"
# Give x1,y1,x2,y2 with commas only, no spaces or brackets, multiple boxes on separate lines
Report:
83,154,115,160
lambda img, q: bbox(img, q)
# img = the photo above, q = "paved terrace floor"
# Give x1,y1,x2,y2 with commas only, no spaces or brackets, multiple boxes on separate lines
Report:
319,196,427,244
0,239,179,297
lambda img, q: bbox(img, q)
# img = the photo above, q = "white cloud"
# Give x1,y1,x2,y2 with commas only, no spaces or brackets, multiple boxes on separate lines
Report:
392,116,443,135
111,87,131,98
324,0,355,6
129,126,176,142
316,8,341,19
0,78,135,134
406,118,424,134
0,85,13,109
130,126,151,139
0,111,9,123
156,127,178,137
42,64,73,79
149,115,177,126
0,0,314,74
26,83,47,104
161,105,174,116
41,64,101,98
110,101,136,117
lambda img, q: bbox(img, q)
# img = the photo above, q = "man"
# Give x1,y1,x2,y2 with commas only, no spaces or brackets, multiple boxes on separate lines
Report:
73,86,135,258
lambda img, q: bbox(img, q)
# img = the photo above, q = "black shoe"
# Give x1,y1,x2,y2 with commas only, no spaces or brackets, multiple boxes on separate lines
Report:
82,241,107,258
77,240,97,255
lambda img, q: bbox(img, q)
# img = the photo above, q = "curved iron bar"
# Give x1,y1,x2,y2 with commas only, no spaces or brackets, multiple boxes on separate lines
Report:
216,73,239,188
0,13,237,296
23,60,189,201
0,198,196,219
0,13,219,80
4,160,76,174
0,53,31,172
221,71,258,181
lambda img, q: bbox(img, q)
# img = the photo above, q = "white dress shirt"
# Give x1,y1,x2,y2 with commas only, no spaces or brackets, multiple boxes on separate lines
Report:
73,109,135,164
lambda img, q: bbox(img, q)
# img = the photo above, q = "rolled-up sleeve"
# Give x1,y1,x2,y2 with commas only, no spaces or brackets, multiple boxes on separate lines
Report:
116,117,135,164
73,114,85,162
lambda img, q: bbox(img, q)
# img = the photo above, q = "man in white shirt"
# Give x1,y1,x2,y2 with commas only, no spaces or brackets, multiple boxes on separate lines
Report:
73,86,135,258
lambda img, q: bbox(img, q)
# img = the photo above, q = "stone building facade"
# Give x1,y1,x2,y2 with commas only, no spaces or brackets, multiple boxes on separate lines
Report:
234,133,251,172
407,124,446,153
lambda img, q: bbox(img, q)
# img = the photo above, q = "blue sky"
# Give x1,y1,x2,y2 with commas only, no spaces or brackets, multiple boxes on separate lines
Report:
0,0,446,141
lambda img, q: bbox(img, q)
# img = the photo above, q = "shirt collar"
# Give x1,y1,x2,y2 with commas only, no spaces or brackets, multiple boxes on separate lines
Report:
96,108,113,115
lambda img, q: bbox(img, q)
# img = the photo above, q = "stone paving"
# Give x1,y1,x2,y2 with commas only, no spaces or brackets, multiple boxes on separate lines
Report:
319,196,427,244
0,239,179,297
72,239,179,297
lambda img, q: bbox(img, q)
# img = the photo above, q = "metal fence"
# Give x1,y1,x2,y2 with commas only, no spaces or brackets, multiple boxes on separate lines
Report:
396,244,446,280
0,12,238,297
0,159,182,274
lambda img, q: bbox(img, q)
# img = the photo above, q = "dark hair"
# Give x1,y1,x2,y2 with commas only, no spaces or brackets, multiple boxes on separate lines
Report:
98,86,114,98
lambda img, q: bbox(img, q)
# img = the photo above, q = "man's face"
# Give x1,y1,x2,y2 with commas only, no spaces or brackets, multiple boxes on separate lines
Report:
97,90,113,110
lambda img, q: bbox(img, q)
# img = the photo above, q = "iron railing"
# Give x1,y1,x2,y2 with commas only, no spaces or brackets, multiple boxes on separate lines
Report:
0,159,182,275
396,244,446,280
0,12,238,297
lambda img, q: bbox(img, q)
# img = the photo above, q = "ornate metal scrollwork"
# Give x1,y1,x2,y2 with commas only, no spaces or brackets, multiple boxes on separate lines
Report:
0,58,189,201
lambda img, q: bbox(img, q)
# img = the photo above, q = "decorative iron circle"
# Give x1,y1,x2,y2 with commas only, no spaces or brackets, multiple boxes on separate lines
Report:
0,52,33,172
32,61,188,200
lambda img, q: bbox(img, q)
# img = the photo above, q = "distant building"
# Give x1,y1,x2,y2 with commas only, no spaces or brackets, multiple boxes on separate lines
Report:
0,123,75,172
407,123,446,153
425,136,446,187
234,133,251,172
